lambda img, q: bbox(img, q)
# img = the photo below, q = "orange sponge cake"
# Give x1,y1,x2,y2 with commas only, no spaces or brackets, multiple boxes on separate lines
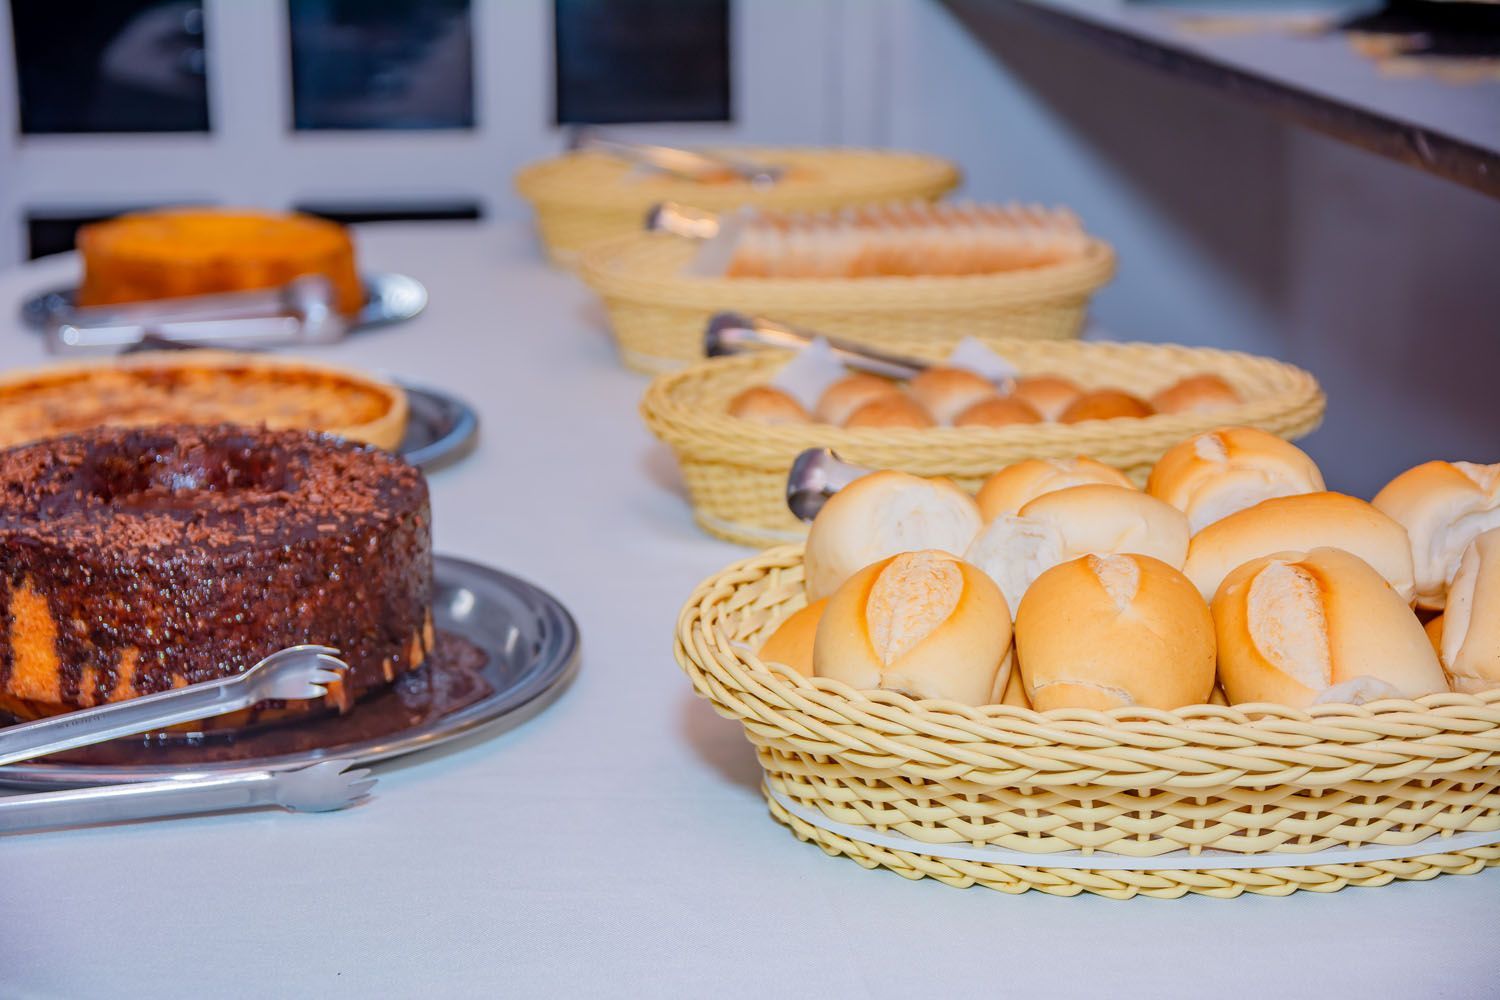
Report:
76,209,365,316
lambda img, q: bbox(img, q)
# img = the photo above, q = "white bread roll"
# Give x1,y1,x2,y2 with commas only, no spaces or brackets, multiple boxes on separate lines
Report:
907,367,999,425
1059,389,1153,423
804,470,983,601
965,484,1189,615
813,550,1011,706
1424,613,1444,658
1015,554,1215,711
757,598,827,678
952,396,1041,428
843,394,935,429
1183,492,1415,604
1213,547,1448,707
997,646,1028,707
1147,427,1325,533
1149,374,1242,415
1011,375,1081,421
1440,528,1500,693
813,373,901,424
727,385,810,425
976,456,1135,522
1371,460,1500,610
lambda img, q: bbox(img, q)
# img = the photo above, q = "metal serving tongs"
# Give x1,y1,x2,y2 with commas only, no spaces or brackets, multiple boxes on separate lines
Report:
573,131,784,187
645,201,724,240
786,449,876,523
45,275,348,355
704,312,931,380
0,646,376,833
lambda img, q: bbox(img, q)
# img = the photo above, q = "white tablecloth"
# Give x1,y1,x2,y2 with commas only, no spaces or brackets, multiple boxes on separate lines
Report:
1,222,1495,999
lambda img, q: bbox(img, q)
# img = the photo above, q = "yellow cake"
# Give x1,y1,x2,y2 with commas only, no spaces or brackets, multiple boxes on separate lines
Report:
76,208,365,316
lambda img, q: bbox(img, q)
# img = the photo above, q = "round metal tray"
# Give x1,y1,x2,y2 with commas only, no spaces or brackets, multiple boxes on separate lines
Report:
0,555,579,789
19,272,428,333
397,381,480,472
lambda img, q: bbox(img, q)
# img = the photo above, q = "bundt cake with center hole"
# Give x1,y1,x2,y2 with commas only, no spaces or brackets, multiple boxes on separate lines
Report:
0,424,432,725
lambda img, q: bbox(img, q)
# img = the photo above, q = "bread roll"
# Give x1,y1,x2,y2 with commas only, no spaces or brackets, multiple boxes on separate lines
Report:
1424,614,1444,658
1015,554,1215,711
1011,375,1081,421
844,394,935,430
803,470,983,601
1149,374,1242,415
1147,427,1326,533
997,647,1029,707
1440,528,1500,693
952,396,1041,428
965,483,1189,615
727,385,810,425
1183,492,1415,604
813,550,1011,706
758,599,827,677
1371,460,1500,610
813,373,900,424
1213,547,1447,707
1059,389,1154,423
907,367,999,425
976,456,1134,522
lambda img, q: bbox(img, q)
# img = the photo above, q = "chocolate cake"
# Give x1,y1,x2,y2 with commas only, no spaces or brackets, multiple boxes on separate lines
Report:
0,425,432,723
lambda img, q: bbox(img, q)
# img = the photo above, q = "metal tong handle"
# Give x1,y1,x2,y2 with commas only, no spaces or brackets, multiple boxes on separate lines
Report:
645,201,722,240
47,276,348,354
704,312,931,380
786,449,876,523
0,761,375,833
574,132,783,185
0,645,346,767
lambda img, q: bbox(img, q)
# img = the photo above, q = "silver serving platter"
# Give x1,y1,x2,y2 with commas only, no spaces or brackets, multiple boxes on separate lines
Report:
19,272,428,334
398,381,480,472
0,555,580,790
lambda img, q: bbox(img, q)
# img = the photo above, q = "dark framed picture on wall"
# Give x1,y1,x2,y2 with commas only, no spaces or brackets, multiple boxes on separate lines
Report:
553,0,731,124
10,0,210,134
288,0,475,130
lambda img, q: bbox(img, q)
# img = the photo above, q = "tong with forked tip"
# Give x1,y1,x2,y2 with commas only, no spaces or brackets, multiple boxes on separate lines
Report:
0,646,377,832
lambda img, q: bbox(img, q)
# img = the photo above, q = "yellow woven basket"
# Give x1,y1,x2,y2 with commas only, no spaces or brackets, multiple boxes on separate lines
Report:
676,546,1500,899
582,232,1116,373
515,147,960,268
640,338,1325,547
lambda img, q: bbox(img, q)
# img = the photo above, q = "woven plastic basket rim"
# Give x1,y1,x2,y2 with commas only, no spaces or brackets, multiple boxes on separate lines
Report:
641,338,1326,467
514,146,962,210
675,544,1500,788
580,232,1116,309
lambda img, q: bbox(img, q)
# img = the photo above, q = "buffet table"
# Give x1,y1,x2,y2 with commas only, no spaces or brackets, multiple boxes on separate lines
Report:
2,222,1496,998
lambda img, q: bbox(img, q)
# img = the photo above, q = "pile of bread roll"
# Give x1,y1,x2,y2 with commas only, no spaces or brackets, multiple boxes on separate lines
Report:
727,366,1243,430
757,426,1500,711
704,202,1090,279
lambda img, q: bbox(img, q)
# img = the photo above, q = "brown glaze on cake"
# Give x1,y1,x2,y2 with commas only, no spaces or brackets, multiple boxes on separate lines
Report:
0,425,432,723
